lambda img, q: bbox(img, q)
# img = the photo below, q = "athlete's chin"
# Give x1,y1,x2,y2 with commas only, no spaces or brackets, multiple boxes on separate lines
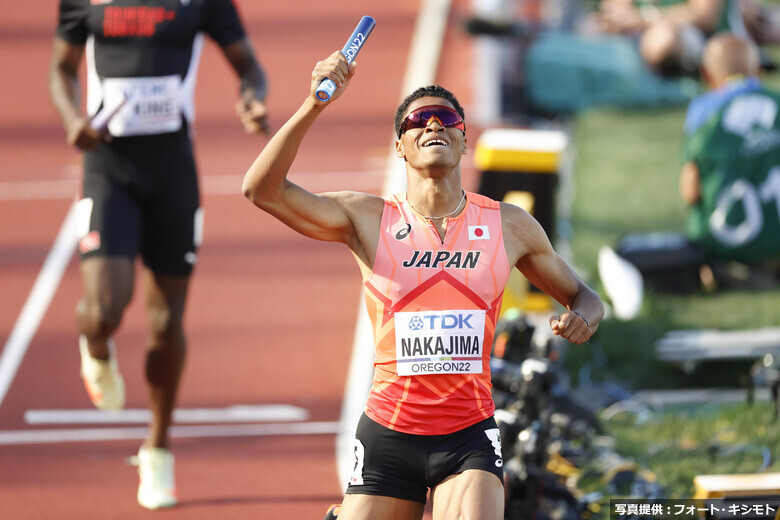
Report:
411,158,460,176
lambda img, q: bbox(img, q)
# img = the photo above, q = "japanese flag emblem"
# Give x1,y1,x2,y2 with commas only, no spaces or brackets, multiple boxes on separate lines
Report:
468,225,490,240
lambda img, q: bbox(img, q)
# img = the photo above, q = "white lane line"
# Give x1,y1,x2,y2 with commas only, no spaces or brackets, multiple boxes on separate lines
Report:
24,404,309,425
400,0,453,95
0,179,80,200
206,171,385,196
336,0,453,488
0,198,79,409
0,421,341,446
0,170,385,201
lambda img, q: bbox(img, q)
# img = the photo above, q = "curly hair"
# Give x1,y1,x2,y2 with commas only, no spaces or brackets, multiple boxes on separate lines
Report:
394,85,465,138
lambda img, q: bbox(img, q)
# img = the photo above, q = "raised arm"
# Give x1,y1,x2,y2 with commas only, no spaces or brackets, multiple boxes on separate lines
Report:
48,36,102,150
242,52,381,256
502,203,604,344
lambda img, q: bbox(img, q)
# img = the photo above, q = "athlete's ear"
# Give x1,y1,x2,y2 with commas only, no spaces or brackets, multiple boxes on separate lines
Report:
396,139,406,159
462,137,468,155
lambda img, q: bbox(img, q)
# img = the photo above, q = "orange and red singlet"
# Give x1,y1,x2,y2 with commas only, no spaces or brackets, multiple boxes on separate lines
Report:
363,191,512,435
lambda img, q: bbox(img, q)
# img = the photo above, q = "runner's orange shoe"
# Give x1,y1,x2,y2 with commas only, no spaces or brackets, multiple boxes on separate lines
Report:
79,335,125,410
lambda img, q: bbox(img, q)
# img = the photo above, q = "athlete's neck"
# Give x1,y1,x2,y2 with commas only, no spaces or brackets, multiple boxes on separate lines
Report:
405,173,464,218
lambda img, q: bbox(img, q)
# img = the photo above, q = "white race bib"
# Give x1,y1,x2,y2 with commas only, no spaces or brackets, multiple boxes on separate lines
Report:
103,75,182,136
394,309,485,376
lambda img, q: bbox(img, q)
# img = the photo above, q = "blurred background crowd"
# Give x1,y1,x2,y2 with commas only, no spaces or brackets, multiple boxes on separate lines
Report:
463,0,780,515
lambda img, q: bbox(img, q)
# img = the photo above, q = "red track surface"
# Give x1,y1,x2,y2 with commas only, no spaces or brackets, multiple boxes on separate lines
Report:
0,1,480,518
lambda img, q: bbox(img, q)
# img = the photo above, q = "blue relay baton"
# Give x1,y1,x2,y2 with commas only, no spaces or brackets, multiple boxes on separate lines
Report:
315,16,376,102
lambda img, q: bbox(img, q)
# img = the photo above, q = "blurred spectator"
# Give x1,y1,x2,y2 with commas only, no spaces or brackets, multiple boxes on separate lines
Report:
593,0,780,76
679,32,780,285
599,32,779,316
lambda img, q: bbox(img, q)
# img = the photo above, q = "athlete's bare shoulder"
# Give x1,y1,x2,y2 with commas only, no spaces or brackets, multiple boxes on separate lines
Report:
499,201,552,266
499,200,540,237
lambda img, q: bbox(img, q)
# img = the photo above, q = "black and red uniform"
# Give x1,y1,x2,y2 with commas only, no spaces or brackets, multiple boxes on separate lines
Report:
56,0,247,274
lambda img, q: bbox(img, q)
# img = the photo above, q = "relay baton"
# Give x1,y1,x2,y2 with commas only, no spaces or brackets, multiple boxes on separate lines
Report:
315,15,376,102
90,93,128,132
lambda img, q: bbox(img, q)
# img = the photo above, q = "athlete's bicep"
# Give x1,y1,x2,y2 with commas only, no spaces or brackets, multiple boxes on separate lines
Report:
503,203,584,307
258,183,374,244
50,36,83,76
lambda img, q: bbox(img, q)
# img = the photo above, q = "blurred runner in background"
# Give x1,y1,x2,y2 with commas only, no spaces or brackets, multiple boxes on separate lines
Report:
48,0,268,509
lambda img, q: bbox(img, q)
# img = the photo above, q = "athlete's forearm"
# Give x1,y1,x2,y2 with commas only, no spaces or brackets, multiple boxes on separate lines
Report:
48,37,103,150
242,97,324,205
224,38,268,102
48,51,83,137
239,61,267,103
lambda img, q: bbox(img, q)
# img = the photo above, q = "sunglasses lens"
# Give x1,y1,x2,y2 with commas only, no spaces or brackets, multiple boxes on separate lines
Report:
400,106,464,136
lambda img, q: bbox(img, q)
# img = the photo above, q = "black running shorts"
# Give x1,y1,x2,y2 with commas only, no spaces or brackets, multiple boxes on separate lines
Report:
77,125,201,276
345,413,504,504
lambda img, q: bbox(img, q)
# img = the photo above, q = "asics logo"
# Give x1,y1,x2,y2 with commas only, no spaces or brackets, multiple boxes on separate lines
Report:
395,223,411,240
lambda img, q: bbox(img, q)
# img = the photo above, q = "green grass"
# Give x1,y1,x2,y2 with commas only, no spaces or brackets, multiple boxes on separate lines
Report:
564,69,780,498
566,105,780,388
570,107,688,275
603,401,780,498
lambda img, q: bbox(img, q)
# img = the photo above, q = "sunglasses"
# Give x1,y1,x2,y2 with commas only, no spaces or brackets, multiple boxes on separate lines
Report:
398,105,466,137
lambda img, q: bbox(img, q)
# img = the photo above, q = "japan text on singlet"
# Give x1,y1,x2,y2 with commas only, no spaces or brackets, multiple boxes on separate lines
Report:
362,192,512,435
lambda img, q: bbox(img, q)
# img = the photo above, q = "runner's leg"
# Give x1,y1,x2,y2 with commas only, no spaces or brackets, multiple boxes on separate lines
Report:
338,494,424,520
76,256,135,359
430,469,504,520
142,268,189,448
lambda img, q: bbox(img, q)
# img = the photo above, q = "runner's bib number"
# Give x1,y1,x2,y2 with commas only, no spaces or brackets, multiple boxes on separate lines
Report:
394,309,485,376
103,75,182,136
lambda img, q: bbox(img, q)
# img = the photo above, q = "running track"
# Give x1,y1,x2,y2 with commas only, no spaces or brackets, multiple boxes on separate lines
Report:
0,1,485,518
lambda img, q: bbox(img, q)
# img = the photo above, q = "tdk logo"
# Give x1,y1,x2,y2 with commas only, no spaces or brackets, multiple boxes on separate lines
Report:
409,316,424,330
410,313,474,330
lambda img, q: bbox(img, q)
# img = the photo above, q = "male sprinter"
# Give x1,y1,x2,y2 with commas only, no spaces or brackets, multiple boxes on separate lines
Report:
242,51,603,520
49,0,268,509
